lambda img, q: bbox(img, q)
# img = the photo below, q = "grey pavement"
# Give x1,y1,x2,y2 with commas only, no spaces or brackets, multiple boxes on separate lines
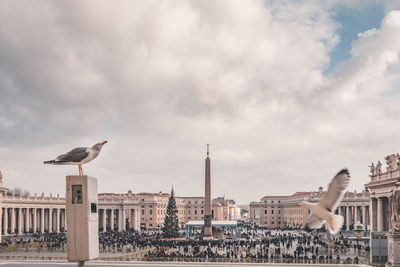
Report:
0,261,371,267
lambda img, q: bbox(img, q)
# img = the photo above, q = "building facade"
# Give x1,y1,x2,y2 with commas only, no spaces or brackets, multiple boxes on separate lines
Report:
365,153,400,264
250,186,370,231
0,172,240,240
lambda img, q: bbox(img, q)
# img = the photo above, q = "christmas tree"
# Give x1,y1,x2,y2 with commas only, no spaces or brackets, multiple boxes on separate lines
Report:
162,188,180,238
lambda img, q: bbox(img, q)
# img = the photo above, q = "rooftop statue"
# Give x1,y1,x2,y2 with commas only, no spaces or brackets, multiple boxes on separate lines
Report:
376,161,382,174
369,163,375,175
385,154,398,172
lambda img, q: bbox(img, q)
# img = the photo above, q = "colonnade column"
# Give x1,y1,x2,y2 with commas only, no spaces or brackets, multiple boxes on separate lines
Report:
102,209,107,232
110,209,114,230
135,208,140,231
32,208,37,233
354,206,359,224
18,208,23,234
129,209,134,230
56,209,60,233
362,206,367,230
25,208,29,233
377,197,384,231
11,208,15,234
40,209,44,233
0,208,2,236
49,208,53,233
120,208,126,231
4,208,8,235
62,209,67,231
346,206,351,230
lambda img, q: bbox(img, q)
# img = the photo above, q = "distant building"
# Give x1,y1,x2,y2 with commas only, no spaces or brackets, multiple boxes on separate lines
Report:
250,187,370,230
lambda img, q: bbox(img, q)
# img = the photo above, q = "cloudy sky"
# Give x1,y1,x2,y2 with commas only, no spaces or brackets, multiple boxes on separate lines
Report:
1,0,400,204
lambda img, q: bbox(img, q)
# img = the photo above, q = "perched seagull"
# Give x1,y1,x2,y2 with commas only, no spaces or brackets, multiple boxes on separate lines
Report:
296,168,350,235
44,141,108,175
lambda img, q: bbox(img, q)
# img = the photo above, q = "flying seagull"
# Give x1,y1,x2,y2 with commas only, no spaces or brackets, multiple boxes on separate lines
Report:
44,141,108,175
296,168,350,235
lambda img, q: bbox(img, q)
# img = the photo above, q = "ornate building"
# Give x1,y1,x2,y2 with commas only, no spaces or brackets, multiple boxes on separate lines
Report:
365,153,400,265
250,186,370,230
0,171,240,240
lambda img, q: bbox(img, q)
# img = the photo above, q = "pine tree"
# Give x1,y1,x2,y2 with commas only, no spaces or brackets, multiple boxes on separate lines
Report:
162,188,180,238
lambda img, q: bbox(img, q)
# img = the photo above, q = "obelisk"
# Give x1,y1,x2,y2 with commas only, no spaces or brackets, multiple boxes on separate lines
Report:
204,144,212,238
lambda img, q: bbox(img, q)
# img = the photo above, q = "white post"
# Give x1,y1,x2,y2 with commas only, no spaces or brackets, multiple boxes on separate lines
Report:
66,175,99,262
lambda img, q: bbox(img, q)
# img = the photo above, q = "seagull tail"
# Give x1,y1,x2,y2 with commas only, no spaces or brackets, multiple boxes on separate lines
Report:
44,160,56,164
327,214,344,235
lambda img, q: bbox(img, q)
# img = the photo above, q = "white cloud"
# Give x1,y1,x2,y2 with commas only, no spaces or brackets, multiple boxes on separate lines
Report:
0,1,399,204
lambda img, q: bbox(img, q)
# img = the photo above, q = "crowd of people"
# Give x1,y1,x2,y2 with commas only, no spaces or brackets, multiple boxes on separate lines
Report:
0,228,370,264
143,230,369,264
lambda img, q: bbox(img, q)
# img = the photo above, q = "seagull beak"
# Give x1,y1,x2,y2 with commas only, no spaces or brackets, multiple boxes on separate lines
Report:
102,141,108,145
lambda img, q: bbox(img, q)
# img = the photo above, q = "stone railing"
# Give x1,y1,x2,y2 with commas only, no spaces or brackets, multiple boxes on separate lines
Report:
371,169,400,182
3,195,65,203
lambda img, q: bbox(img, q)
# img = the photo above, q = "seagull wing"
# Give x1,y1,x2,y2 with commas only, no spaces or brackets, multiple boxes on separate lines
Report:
56,147,89,163
306,214,324,229
319,169,350,212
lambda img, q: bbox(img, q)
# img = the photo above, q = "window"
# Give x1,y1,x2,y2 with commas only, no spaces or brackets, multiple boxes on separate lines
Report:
195,210,198,215
188,210,191,215
264,210,267,215
271,210,274,215
141,210,144,215
201,210,204,214
278,210,281,214
150,209,153,215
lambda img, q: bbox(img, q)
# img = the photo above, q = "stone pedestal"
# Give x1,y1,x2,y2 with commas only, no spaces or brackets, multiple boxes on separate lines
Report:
386,232,400,267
